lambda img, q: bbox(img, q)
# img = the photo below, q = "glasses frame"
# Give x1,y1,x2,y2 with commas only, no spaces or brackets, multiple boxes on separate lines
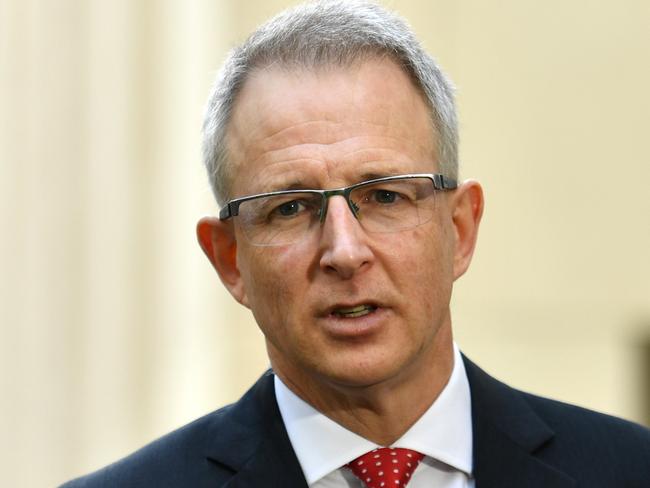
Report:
219,173,457,226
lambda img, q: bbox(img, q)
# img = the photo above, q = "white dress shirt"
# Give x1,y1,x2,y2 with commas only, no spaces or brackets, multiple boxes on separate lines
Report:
275,343,475,487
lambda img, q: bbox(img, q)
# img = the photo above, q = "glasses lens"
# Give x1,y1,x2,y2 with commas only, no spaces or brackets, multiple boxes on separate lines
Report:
237,192,322,246
349,177,436,233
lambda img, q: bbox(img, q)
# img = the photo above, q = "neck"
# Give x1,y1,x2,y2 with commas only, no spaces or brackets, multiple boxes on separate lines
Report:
271,325,454,446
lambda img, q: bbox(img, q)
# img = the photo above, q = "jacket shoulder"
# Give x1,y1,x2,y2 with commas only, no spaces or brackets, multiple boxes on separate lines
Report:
523,390,650,454
59,404,237,488
59,371,279,488
464,355,650,486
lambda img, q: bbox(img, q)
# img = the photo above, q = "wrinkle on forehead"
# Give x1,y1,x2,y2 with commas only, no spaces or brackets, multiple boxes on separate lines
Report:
225,58,437,196
239,156,414,196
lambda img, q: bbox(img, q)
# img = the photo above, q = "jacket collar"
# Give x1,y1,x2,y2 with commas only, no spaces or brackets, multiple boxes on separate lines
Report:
203,359,577,488
463,355,576,488
203,370,308,488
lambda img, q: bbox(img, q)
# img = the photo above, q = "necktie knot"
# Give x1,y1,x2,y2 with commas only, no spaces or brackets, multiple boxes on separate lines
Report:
347,447,424,488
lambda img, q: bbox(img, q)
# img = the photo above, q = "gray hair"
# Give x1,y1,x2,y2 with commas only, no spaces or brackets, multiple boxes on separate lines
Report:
202,0,458,205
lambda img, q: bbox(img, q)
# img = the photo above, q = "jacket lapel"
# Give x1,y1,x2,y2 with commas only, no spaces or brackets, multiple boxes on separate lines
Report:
221,444,308,488
202,359,578,487
463,356,576,488
204,371,308,488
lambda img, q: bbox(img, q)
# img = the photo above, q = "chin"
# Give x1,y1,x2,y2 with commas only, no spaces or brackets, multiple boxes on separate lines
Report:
314,354,409,390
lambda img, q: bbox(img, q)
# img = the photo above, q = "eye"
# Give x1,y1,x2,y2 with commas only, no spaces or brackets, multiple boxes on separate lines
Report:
275,200,304,217
372,189,399,204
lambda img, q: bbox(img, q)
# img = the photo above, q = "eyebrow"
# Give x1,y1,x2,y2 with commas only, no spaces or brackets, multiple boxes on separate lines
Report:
283,181,314,191
256,181,315,194
358,171,400,182
263,171,406,193
253,177,313,194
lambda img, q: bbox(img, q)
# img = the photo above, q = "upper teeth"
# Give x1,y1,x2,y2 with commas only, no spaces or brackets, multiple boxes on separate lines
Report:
336,305,374,317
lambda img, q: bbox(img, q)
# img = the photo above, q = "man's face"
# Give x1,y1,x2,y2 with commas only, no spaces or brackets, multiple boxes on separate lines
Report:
207,59,476,394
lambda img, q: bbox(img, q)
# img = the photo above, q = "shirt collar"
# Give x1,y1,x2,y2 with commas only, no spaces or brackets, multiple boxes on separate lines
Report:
274,343,473,485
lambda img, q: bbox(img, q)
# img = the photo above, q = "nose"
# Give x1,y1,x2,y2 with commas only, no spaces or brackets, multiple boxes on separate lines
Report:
318,195,373,279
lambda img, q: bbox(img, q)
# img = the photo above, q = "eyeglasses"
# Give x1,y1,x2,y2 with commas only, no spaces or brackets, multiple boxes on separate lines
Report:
219,173,457,246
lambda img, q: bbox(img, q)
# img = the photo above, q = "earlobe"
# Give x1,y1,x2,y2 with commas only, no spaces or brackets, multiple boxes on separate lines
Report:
450,180,484,280
196,216,249,307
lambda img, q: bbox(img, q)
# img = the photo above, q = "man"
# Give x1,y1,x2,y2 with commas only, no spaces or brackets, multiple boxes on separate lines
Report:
63,1,650,487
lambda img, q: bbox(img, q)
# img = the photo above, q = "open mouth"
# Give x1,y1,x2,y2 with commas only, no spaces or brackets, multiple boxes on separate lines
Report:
333,304,377,318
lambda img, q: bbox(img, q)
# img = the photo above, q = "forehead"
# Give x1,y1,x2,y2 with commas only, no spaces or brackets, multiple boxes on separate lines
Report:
225,58,437,196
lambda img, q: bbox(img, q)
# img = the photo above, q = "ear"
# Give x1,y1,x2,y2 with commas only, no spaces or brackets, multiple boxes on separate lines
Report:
196,216,249,307
449,180,484,280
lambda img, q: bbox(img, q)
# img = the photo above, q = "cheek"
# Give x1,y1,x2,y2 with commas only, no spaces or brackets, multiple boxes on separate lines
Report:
239,246,303,314
394,225,453,300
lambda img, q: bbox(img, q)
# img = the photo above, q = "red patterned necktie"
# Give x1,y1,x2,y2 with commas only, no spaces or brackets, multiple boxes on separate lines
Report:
347,447,424,488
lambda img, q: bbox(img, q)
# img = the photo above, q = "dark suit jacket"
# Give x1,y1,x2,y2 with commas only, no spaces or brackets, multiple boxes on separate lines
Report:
61,357,650,487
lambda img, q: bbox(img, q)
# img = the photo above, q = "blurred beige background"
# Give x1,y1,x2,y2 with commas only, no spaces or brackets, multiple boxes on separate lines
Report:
1,0,649,486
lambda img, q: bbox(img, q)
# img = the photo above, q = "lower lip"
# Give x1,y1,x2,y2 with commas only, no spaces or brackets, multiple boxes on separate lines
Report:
320,307,387,338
